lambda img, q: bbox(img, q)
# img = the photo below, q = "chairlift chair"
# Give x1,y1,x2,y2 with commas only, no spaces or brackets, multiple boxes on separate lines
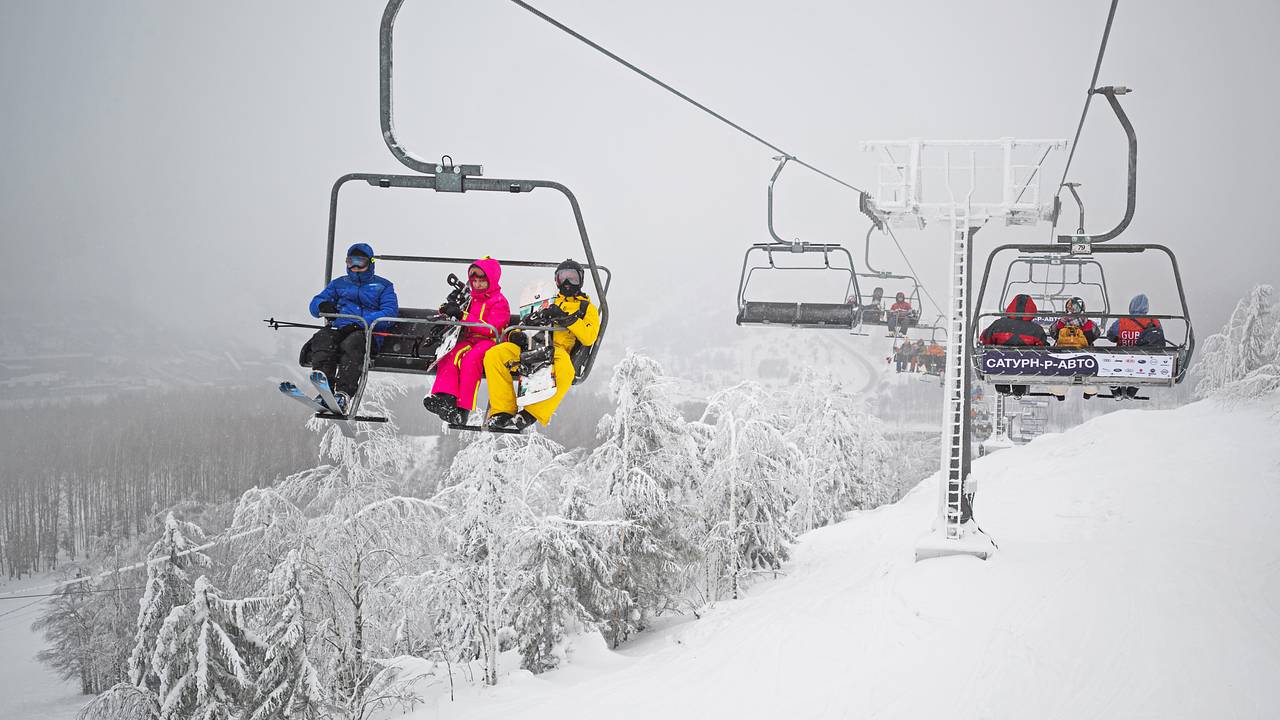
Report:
264,0,610,434
970,85,1195,401
735,155,861,330
853,225,929,333
971,242,1193,397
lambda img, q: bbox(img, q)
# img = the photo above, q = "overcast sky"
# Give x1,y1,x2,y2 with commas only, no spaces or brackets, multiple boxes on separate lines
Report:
2,0,1277,353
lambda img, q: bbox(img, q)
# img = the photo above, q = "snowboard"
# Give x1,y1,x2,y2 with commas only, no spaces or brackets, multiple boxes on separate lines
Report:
514,287,559,408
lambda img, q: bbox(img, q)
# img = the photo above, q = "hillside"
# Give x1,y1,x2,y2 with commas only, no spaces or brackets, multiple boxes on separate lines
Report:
418,397,1280,719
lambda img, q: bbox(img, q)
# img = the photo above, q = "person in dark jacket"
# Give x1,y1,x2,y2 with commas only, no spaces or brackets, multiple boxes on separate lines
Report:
980,294,1048,396
1105,293,1163,399
307,243,399,407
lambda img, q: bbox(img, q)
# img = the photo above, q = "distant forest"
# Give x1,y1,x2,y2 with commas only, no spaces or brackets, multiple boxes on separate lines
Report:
0,387,321,578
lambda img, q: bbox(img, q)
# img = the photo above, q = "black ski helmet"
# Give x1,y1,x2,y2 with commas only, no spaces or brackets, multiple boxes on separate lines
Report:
555,258,585,296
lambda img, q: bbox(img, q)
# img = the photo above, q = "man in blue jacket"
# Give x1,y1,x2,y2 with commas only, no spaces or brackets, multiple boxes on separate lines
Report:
308,243,399,405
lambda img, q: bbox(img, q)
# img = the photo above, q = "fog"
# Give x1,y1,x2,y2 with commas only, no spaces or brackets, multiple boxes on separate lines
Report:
2,0,1277,360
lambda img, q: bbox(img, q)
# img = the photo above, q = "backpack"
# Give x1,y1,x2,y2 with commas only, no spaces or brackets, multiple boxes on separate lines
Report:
1056,324,1089,348
1135,318,1166,347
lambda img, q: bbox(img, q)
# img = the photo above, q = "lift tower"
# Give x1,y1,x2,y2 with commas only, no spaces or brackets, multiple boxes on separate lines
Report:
859,138,1066,561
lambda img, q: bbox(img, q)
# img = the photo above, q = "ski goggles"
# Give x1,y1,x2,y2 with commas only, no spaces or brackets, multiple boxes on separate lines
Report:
346,255,371,268
555,268,583,287
468,267,487,279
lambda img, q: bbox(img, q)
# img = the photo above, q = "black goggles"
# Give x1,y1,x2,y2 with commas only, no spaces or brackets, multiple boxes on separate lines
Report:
346,255,371,268
555,268,583,287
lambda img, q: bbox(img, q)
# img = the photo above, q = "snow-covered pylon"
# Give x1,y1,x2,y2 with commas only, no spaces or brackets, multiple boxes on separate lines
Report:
246,550,325,720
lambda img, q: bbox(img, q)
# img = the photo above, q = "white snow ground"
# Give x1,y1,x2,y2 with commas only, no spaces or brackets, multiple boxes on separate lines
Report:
411,397,1280,719
0,580,88,720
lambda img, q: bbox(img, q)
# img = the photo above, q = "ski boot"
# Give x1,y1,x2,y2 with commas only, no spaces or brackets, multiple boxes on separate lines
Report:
486,413,515,431
505,410,538,432
423,393,458,420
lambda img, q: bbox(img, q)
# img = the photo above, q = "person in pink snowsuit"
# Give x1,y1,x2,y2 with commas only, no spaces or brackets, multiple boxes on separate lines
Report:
423,257,510,424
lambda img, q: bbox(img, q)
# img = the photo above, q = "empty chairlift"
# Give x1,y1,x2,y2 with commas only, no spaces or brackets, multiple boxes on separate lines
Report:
736,156,861,329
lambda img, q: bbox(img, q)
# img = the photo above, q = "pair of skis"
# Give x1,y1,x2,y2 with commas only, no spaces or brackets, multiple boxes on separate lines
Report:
279,370,346,416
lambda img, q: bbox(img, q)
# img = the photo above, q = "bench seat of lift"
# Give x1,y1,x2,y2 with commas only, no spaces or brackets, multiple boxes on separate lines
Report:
737,301,856,328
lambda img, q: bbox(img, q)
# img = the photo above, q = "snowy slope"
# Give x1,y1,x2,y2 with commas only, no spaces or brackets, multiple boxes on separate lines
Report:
417,398,1280,719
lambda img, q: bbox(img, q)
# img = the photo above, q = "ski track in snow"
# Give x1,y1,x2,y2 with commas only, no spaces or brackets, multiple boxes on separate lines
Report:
412,398,1280,720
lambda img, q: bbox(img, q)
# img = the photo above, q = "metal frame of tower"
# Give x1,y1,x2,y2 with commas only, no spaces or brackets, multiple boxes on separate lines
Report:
859,138,1067,561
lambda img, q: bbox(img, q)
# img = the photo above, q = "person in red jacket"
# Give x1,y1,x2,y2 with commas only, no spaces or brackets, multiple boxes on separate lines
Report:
886,292,914,336
980,294,1048,396
1105,293,1164,400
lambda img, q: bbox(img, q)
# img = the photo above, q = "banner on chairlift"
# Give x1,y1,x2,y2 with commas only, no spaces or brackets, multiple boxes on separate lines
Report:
981,350,1174,380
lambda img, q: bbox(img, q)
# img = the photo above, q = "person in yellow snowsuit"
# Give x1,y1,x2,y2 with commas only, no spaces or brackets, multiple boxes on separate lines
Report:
484,259,600,431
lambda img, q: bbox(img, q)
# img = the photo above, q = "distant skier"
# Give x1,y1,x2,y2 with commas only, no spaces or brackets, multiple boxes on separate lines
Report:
924,340,945,373
979,294,1048,396
423,257,510,425
893,342,910,373
1105,293,1165,399
307,243,400,411
886,292,914,335
483,259,599,431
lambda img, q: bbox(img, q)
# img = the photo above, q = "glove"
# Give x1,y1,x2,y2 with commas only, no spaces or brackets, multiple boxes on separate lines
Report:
507,329,530,351
318,301,339,315
541,305,571,324
440,302,463,320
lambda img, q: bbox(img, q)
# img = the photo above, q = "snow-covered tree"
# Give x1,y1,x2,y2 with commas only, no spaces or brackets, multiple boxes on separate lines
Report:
509,481,624,673
150,575,267,720
694,383,797,602
778,372,896,531
279,379,414,518
33,580,107,694
246,550,325,720
128,513,212,694
590,351,700,644
1196,285,1280,400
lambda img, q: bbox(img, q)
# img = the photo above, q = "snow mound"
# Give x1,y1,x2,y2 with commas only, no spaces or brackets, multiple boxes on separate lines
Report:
421,398,1280,719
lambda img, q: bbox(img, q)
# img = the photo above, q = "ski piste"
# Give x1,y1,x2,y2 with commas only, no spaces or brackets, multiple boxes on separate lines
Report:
278,381,328,414
309,371,345,416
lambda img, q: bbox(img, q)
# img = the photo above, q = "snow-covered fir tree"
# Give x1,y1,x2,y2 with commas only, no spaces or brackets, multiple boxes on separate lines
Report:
1196,284,1280,400
694,382,797,602
245,550,325,720
278,379,414,517
778,372,895,531
590,351,700,644
150,575,268,720
509,480,624,673
128,513,212,694
428,432,571,684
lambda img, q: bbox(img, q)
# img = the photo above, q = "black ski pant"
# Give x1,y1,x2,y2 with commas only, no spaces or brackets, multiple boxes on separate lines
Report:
309,327,366,396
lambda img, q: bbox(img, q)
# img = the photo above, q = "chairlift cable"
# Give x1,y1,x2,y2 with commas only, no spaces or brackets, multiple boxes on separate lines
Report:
1052,0,1121,226
884,223,946,319
506,0,952,325
506,0,866,195
0,585,148,602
